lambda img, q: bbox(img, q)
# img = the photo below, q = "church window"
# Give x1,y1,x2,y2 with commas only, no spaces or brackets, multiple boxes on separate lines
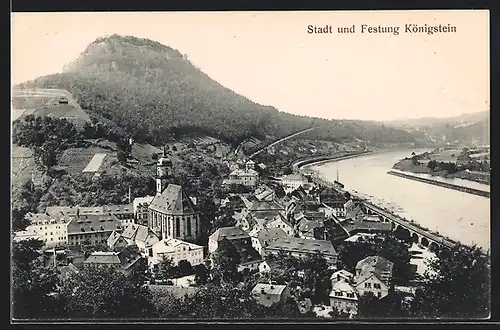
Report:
176,218,180,237
187,218,192,236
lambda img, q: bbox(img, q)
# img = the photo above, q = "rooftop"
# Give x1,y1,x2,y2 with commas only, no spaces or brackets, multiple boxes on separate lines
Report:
210,226,250,242
267,237,337,256
149,184,197,215
355,255,394,285
152,238,204,254
329,281,358,301
121,223,160,247
66,213,122,235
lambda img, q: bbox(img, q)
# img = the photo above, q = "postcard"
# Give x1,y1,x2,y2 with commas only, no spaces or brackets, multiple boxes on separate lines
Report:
11,10,490,322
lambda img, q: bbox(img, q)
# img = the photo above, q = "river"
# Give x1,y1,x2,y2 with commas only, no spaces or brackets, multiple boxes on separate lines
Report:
306,149,490,251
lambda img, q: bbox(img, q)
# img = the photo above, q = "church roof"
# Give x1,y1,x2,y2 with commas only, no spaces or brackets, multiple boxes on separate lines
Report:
149,184,197,215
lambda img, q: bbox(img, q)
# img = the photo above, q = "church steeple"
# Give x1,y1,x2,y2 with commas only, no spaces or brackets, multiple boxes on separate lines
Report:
156,145,172,195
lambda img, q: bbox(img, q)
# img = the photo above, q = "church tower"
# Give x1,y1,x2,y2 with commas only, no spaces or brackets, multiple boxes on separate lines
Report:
156,146,172,195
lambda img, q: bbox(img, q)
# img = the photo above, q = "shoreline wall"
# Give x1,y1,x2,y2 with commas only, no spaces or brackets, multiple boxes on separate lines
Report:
387,170,490,198
294,150,371,171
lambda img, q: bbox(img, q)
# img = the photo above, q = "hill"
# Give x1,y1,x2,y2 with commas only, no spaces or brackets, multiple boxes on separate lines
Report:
15,34,419,148
382,111,489,146
383,111,489,128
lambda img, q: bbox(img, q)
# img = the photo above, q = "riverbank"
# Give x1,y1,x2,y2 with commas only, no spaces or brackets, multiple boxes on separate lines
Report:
295,150,372,171
393,159,490,186
387,170,490,198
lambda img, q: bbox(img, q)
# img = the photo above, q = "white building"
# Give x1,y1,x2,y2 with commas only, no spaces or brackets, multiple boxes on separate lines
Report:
266,213,295,236
354,256,394,300
208,226,251,254
23,213,73,248
133,195,155,225
223,160,259,187
265,236,338,265
280,173,308,191
148,238,204,268
329,280,358,315
249,227,287,256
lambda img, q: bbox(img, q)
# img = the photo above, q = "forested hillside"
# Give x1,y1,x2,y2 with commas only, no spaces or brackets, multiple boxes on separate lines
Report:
16,34,419,147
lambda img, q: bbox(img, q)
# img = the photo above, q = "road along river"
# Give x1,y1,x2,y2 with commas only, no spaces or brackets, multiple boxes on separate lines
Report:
305,149,490,251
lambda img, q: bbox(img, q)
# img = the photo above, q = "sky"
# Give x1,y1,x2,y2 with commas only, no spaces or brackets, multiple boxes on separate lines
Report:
11,11,489,121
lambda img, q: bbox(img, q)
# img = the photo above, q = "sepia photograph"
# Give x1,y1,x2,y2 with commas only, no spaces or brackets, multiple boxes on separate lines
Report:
11,10,490,322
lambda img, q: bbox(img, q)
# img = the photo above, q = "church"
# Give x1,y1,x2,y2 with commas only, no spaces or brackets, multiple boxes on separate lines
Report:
148,150,202,242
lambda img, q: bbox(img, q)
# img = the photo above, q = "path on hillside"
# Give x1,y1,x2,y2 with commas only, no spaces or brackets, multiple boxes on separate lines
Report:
248,126,319,159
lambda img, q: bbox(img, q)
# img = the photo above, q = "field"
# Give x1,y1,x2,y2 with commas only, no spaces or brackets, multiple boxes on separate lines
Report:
57,147,117,176
82,153,107,172
11,88,90,126
426,149,462,163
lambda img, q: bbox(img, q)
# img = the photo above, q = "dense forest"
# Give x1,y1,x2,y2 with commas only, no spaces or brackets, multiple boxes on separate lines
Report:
16,34,418,146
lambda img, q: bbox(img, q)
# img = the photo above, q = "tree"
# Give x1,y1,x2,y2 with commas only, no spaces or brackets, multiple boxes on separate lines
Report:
12,239,61,319
178,259,194,277
357,292,384,318
211,238,241,284
177,283,262,319
12,208,30,231
212,212,237,231
410,244,490,319
194,264,209,285
427,160,438,171
59,265,156,318
117,150,127,163
152,257,177,283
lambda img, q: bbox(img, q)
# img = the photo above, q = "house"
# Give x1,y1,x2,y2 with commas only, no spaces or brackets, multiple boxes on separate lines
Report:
223,160,259,187
266,213,295,236
233,210,253,231
329,280,358,315
344,200,364,221
66,213,123,247
208,227,262,269
281,173,308,192
265,237,338,265
120,223,160,254
83,245,144,275
208,226,251,254
101,204,135,226
330,269,355,287
294,211,327,239
23,212,73,248
253,184,276,202
320,188,348,217
133,196,155,226
249,227,288,255
148,238,204,268
247,200,285,230
148,183,201,242
355,256,394,300
251,283,291,307
106,231,129,252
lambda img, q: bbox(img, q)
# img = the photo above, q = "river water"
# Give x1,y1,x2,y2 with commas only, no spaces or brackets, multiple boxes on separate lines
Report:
307,149,490,251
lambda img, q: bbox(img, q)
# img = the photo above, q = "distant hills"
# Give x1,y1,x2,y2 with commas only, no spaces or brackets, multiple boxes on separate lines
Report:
383,111,489,128
14,34,419,147
382,111,490,146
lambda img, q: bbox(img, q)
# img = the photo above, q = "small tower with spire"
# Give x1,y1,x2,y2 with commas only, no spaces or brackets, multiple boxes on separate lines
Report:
156,145,172,195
